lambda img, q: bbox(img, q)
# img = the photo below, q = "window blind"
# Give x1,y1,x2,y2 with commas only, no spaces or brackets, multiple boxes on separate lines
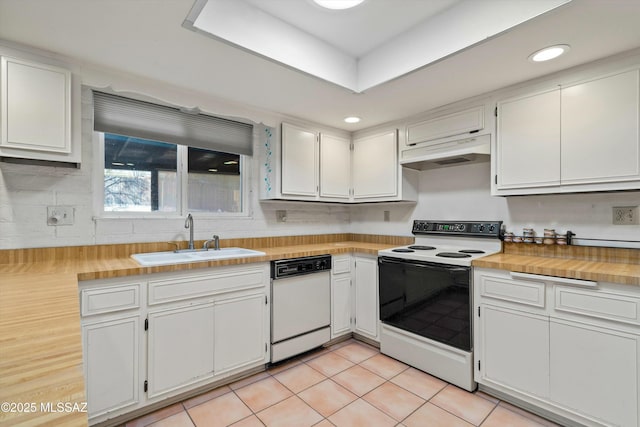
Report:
93,91,253,156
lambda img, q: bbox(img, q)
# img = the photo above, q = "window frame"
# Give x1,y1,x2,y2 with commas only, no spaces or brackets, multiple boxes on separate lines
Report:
93,132,251,219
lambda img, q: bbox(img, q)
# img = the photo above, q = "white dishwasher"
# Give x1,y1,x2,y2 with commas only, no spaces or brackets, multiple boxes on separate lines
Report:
270,255,331,362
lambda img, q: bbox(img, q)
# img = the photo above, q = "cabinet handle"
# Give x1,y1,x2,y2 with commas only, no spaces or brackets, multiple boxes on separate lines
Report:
510,271,597,287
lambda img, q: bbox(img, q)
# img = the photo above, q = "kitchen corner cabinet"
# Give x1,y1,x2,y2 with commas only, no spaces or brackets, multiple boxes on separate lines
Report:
331,254,353,339
353,254,379,341
319,133,351,199
330,253,380,342
0,54,80,164
80,264,270,425
494,68,640,195
474,268,640,427
263,123,417,203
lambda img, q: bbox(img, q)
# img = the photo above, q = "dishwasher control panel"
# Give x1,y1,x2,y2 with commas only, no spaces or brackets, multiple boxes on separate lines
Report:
271,255,332,279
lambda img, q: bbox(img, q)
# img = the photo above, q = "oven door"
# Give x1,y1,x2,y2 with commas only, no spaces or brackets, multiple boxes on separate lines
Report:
378,256,472,351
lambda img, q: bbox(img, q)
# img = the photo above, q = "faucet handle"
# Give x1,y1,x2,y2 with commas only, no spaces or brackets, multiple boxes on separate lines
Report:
167,242,179,252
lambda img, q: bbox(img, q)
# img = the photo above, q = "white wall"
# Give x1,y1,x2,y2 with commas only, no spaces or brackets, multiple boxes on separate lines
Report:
351,161,640,242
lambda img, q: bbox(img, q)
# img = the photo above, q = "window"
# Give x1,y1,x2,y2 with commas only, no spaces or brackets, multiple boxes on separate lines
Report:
102,133,243,214
94,91,252,216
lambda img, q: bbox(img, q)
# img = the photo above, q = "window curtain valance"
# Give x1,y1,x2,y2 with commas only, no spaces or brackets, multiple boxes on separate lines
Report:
93,91,253,156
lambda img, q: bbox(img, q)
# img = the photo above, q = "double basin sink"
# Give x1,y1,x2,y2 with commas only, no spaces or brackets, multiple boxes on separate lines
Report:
132,248,266,266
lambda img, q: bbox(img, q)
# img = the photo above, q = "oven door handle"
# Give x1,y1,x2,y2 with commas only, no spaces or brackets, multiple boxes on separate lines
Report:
378,257,468,274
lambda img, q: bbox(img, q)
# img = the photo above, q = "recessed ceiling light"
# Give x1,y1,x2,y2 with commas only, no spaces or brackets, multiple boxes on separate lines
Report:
529,44,570,62
208,168,218,172
223,160,238,165
344,116,361,123
313,0,365,10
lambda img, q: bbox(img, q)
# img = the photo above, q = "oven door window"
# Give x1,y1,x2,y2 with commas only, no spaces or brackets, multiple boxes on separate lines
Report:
379,257,471,351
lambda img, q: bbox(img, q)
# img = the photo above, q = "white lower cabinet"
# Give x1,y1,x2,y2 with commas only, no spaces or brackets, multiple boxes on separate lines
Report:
475,268,640,427
480,304,549,398
214,293,268,374
549,319,639,427
147,303,215,399
329,254,379,342
82,316,141,418
353,255,379,341
331,254,352,339
80,263,270,425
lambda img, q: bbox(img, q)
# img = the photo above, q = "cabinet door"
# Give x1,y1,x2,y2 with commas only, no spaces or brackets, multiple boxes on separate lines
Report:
83,316,140,419
319,133,351,199
281,122,318,197
147,303,214,398
353,256,379,340
214,293,266,375
550,319,638,427
479,304,549,398
496,90,560,189
406,106,484,146
353,131,397,199
561,70,640,185
332,274,352,338
1,56,71,153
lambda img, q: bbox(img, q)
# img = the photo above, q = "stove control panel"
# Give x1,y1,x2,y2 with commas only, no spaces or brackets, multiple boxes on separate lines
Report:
412,220,502,238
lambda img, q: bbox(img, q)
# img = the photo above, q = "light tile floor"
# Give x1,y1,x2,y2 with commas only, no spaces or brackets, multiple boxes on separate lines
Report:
124,339,559,427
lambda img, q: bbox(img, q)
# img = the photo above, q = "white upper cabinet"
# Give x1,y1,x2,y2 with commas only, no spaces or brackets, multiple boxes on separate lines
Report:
264,123,417,202
353,130,398,199
281,122,318,197
0,53,80,164
561,69,640,186
496,89,561,190
319,133,351,199
406,105,484,147
494,65,640,195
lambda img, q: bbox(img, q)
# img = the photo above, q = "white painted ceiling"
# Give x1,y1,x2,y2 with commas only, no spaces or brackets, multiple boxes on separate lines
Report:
0,0,640,131
242,0,460,57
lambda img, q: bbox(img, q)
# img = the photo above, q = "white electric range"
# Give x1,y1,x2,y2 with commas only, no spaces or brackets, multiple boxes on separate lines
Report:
378,220,503,391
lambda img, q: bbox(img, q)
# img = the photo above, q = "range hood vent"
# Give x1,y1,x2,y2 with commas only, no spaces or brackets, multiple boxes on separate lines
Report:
400,134,490,171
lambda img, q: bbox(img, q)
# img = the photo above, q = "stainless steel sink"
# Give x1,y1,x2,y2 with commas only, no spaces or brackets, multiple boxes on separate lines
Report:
131,248,266,266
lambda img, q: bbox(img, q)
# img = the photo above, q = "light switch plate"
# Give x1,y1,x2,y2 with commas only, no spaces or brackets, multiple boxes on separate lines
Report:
47,206,75,226
612,206,639,225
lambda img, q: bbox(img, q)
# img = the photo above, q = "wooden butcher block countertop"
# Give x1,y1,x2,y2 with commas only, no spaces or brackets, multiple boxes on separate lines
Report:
473,243,640,286
0,233,411,427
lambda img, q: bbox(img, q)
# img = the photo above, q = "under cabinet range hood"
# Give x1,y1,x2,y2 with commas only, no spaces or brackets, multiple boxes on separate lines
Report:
400,134,490,170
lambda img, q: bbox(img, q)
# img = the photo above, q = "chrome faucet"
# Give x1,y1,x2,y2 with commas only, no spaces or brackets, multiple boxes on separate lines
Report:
203,235,220,251
184,213,195,250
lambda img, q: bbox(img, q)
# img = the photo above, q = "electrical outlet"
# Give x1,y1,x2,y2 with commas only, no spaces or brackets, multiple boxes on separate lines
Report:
612,206,639,225
276,210,287,223
47,206,75,226
384,210,390,222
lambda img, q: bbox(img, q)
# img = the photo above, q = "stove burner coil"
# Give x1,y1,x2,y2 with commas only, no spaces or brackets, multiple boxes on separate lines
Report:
458,249,485,254
407,245,437,250
392,248,415,253
436,252,472,258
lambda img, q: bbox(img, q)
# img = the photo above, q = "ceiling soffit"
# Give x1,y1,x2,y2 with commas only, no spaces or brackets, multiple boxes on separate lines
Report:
184,0,571,93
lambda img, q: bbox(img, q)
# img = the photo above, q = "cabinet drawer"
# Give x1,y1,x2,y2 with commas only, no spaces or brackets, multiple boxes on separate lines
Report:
81,284,141,316
554,286,640,325
148,267,266,305
479,274,545,308
332,255,351,275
